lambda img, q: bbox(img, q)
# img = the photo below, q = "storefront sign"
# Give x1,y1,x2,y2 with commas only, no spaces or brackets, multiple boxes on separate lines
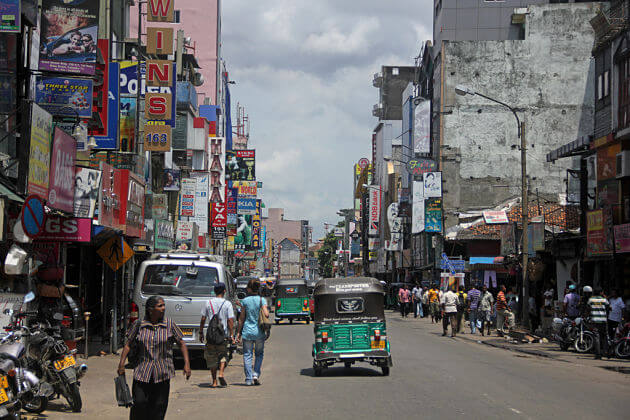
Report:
146,27,174,55
144,124,171,152
408,158,437,176
98,162,117,229
425,198,442,233
251,200,261,249
190,173,208,234
28,104,53,198
528,222,545,254
500,223,516,255
423,172,441,198
597,143,621,181
231,180,257,197
237,197,256,215
73,167,101,218
614,223,630,253
176,221,193,241
413,99,430,154
39,0,99,74
368,185,381,236
48,127,76,213
122,171,145,238
0,0,20,32
180,178,196,216
119,97,136,152
587,209,613,257
37,216,91,242
225,150,255,181
154,219,174,251
91,61,119,149
147,0,174,22
35,76,93,118
483,210,509,224
152,193,168,220
211,200,227,239
226,187,237,236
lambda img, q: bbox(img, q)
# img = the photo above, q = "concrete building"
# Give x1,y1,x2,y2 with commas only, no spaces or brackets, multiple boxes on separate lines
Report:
279,238,302,277
262,208,304,244
438,3,597,230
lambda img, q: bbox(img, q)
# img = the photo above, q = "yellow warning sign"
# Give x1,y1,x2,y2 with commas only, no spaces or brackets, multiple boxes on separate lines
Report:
98,237,134,271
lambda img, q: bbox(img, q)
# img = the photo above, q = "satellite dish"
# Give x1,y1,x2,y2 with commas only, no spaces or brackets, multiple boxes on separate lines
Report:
192,72,204,86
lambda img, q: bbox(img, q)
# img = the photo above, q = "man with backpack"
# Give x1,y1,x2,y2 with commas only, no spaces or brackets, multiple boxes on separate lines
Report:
456,288,468,334
199,284,235,388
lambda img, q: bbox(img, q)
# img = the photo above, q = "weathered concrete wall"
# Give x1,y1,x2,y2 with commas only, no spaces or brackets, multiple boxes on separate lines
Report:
441,3,597,228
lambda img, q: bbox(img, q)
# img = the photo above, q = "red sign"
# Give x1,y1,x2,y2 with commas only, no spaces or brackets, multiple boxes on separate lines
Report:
37,217,91,242
236,150,255,158
117,170,145,238
587,209,613,257
48,127,76,213
89,39,109,136
614,223,630,253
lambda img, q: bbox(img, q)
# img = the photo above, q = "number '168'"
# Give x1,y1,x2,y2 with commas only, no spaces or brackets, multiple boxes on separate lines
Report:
145,133,167,146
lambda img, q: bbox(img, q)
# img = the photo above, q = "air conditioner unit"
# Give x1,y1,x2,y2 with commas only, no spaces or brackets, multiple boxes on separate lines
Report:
616,151,630,178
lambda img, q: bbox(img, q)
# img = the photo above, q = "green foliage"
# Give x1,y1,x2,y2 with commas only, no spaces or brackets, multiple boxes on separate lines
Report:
317,231,338,278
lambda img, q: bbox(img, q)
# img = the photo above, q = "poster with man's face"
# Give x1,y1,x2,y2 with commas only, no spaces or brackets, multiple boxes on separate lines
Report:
39,0,99,75
73,167,101,218
163,169,180,191
423,171,442,198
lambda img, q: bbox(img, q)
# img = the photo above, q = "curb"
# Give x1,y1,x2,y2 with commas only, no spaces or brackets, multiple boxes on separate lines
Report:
457,333,557,359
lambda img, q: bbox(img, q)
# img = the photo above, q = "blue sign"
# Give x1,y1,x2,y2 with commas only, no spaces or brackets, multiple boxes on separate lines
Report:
0,0,20,32
440,259,465,272
237,197,256,215
92,62,120,150
21,195,45,238
35,76,93,118
440,253,461,275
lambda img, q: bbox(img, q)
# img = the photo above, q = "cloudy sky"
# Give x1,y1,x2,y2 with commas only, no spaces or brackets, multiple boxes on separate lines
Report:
221,1,432,241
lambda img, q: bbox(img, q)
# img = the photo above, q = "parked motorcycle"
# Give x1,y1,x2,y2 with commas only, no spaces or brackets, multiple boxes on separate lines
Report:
613,322,630,359
552,317,576,351
573,318,595,353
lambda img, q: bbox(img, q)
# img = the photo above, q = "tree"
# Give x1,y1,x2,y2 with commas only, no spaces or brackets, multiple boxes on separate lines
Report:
317,231,338,278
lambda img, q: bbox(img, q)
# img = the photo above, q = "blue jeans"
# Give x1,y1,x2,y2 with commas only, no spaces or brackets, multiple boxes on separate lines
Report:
243,338,265,383
469,309,478,334
414,302,423,317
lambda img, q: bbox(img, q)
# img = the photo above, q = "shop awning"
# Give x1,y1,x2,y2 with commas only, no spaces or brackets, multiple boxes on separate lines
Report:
0,183,23,203
469,257,504,265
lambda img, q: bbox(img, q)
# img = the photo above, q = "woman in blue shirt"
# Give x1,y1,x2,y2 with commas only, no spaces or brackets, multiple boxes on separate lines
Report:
237,278,269,385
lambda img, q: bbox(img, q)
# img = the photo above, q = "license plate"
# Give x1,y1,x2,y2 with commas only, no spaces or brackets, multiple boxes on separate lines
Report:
371,341,386,349
0,376,7,389
54,355,76,371
0,388,8,404
181,329,194,337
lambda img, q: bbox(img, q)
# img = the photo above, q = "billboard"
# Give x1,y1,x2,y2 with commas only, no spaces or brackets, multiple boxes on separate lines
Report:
179,178,196,217
39,0,98,74
0,0,20,32
48,127,76,213
211,201,227,239
408,158,437,176
425,198,442,233
423,172,441,198
190,173,209,234
586,209,613,257
237,197,257,215
412,181,424,234
28,104,53,199
35,76,93,118
226,150,255,181
73,167,101,218
231,180,257,197
235,214,252,247
413,99,430,154
483,211,509,224
251,200,261,249
119,97,136,152
226,187,237,236
368,185,381,236
155,219,174,251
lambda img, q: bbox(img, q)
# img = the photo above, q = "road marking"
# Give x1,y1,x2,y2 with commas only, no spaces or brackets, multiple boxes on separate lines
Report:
510,407,523,415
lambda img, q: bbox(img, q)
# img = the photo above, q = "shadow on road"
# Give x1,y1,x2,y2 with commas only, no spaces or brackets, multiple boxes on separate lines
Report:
299,367,382,378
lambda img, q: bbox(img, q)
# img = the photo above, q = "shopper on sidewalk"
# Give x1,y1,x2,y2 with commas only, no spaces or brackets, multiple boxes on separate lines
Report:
237,279,270,385
428,285,440,323
456,289,467,334
398,285,411,318
587,287,610,360
496,285,514,336
608,289,626,339
199,284,235,388
467,285,481,334
441,286,459,337
412,284,424,318
117,296,191,420
478,285,494,336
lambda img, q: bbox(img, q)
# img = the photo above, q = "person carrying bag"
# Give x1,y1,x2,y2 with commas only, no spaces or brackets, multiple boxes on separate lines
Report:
237,279,270,386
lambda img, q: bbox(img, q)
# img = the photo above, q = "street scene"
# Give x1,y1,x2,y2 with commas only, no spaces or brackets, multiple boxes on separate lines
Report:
0,0,629,419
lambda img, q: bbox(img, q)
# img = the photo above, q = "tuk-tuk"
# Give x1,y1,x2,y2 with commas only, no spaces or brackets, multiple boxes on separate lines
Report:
235,276,254,299
306,279,318,320
312,277,392,376
274,278,310,324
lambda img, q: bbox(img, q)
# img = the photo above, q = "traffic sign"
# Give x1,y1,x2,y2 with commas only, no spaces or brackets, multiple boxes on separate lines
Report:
440,253,458,275
440,259,465,272
21,195,46,238
98,236,134,271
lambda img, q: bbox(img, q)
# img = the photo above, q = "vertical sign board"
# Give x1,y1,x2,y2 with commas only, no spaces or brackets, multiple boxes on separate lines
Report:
146,27,174,55
587,209,614,257
251,200,261,249
28,104,53,199
179,178,196,217
226,187,237,236
91,62,120,149
368,186,381,236
211,200,226,239
412,180,425,234
48,127,76,214
414,99,430,154
209,137,225,203
425,198,442,233
190,173,209,234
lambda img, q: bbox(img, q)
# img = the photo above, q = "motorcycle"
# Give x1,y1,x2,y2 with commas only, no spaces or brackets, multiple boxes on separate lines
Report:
613,322,630,359
573,317,595,353
552,317,576,351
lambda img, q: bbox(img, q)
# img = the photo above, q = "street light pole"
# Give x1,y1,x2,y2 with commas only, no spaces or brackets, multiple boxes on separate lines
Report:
455,85,529,327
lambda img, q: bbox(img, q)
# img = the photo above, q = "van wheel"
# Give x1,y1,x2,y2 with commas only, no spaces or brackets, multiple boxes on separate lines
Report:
381,366,390,376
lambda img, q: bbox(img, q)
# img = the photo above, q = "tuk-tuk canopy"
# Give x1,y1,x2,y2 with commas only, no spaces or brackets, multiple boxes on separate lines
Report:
313,277,384,296
276,278,307,286
276,278,308,298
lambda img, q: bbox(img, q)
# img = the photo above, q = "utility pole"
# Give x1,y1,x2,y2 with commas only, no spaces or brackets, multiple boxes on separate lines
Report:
521,122,529,327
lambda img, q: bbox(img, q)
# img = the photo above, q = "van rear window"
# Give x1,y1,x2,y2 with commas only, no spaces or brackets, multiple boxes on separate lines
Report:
142,265,220,296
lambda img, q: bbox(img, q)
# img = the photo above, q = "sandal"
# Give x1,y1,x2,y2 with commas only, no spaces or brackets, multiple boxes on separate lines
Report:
218,377,227,387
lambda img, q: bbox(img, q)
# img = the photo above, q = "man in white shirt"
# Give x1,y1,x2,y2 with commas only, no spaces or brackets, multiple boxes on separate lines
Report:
199,284,235,387
608,289,626,339
441,286,459,337
412,285,424,318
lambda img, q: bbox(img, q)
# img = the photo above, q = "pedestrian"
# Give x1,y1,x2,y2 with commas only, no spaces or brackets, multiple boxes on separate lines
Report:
428,285,440,323
236,278,270,385
563,284,580,320
441,285,458,337
528,292,540,333
412,283,424,318
199,283,235,388
495,285,514,336
398,285,411,318
506,287,518,318
467,284,481,334
117,296,191,420
587,287,610,360
456,288,467,334
478,285,494,336
607,289,626,340
422,287,429,318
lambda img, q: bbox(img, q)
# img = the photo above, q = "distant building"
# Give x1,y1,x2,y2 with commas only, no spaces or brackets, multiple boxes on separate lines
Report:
279,238,302,277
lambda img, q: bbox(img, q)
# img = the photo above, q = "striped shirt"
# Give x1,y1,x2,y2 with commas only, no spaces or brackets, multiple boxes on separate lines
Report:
126,318,183,383
468,288,481,310
496,291,508,311
587,296,609,323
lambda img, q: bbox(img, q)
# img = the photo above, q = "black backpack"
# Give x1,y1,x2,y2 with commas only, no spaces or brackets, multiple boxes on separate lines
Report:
456,293,466,311
205,300,226,345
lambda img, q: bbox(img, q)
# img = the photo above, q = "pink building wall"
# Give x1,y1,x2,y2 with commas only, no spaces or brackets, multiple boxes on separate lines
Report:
263,208,302,244
129,0,219,104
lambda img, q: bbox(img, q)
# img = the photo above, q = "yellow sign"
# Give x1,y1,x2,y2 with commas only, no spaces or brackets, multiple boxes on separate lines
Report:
27,104,53,198
98,237,134,271
144,124,172,152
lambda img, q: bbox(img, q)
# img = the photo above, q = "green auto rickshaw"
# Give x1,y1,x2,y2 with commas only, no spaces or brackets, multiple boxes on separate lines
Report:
312,277,392,376
274,278,310,324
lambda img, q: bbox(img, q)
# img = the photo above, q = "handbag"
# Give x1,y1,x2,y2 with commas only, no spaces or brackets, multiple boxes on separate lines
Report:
258,296,272,339
114,374,133,408
127,320,141,369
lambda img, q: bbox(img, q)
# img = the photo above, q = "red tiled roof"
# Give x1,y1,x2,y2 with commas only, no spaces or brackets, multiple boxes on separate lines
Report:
456,203,580,240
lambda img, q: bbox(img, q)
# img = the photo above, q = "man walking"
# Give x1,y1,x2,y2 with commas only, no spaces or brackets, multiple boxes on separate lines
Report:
199,284,235,387
441,286,459,337
428,285,440,323
588,287,610,360
398,285,411,318
478,285,494,336
412,284,424,318
563,284,580,320
467,284,481,334
456,288,467,334
496,285,514,336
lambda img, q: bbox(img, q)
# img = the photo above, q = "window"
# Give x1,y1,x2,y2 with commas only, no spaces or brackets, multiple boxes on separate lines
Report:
598,74,603,100
142,264,220,296
604,70,610,97
336,298,364,314
619,56,630,130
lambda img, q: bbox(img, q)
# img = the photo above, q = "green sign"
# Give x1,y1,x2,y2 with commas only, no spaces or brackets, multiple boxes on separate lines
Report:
154,219,174,251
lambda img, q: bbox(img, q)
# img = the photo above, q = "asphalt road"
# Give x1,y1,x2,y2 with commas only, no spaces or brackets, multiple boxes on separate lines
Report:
39,312,630,419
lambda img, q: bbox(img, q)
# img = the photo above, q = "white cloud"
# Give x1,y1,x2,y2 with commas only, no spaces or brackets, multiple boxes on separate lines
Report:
303,18,380,55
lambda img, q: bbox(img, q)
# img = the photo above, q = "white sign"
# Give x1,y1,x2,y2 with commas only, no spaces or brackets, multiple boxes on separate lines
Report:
414,100,430,154
368,186,381,236
412,181,425,234
190,173,209,234
423,171,442,198
483,210,509,224
176,221,194,241
180,178,196,216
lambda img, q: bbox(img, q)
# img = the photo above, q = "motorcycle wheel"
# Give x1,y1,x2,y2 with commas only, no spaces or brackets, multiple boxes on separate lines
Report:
24,395,48,414
615,340,630,358
64,383,82,413
559,342,569,351
574,333,594,353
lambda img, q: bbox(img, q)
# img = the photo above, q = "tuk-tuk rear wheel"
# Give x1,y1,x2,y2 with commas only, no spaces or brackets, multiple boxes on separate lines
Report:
381,366,390,376
313,364,322,376
306,318,310,324
275,319,279,325
344,362,352,368
289,318,293,324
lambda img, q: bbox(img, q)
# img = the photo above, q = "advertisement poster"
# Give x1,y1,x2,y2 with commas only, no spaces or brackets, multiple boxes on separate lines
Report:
412,181,425,234
425,198,442,233
500,223,516,255
152,194,168,219
0,0,20,32
408,158,437,177
155,219,174,251
237,197,257,215
28,104,53,198
235,214,252,247
368,185,381,236
35,76,93,117
226,187,237,236
39,0,98,74
73,167,101,218
190,173,209,234
163,169,180,191
586,209,614,257
119,97,136,152
597,143,621,181
231,180,257,197
614,223,630,253
37,217,91,242
48,127,76,213
179,178,196,217
211,201,227,239
423,171,442,198
226,150,255,181
413,99,430,154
